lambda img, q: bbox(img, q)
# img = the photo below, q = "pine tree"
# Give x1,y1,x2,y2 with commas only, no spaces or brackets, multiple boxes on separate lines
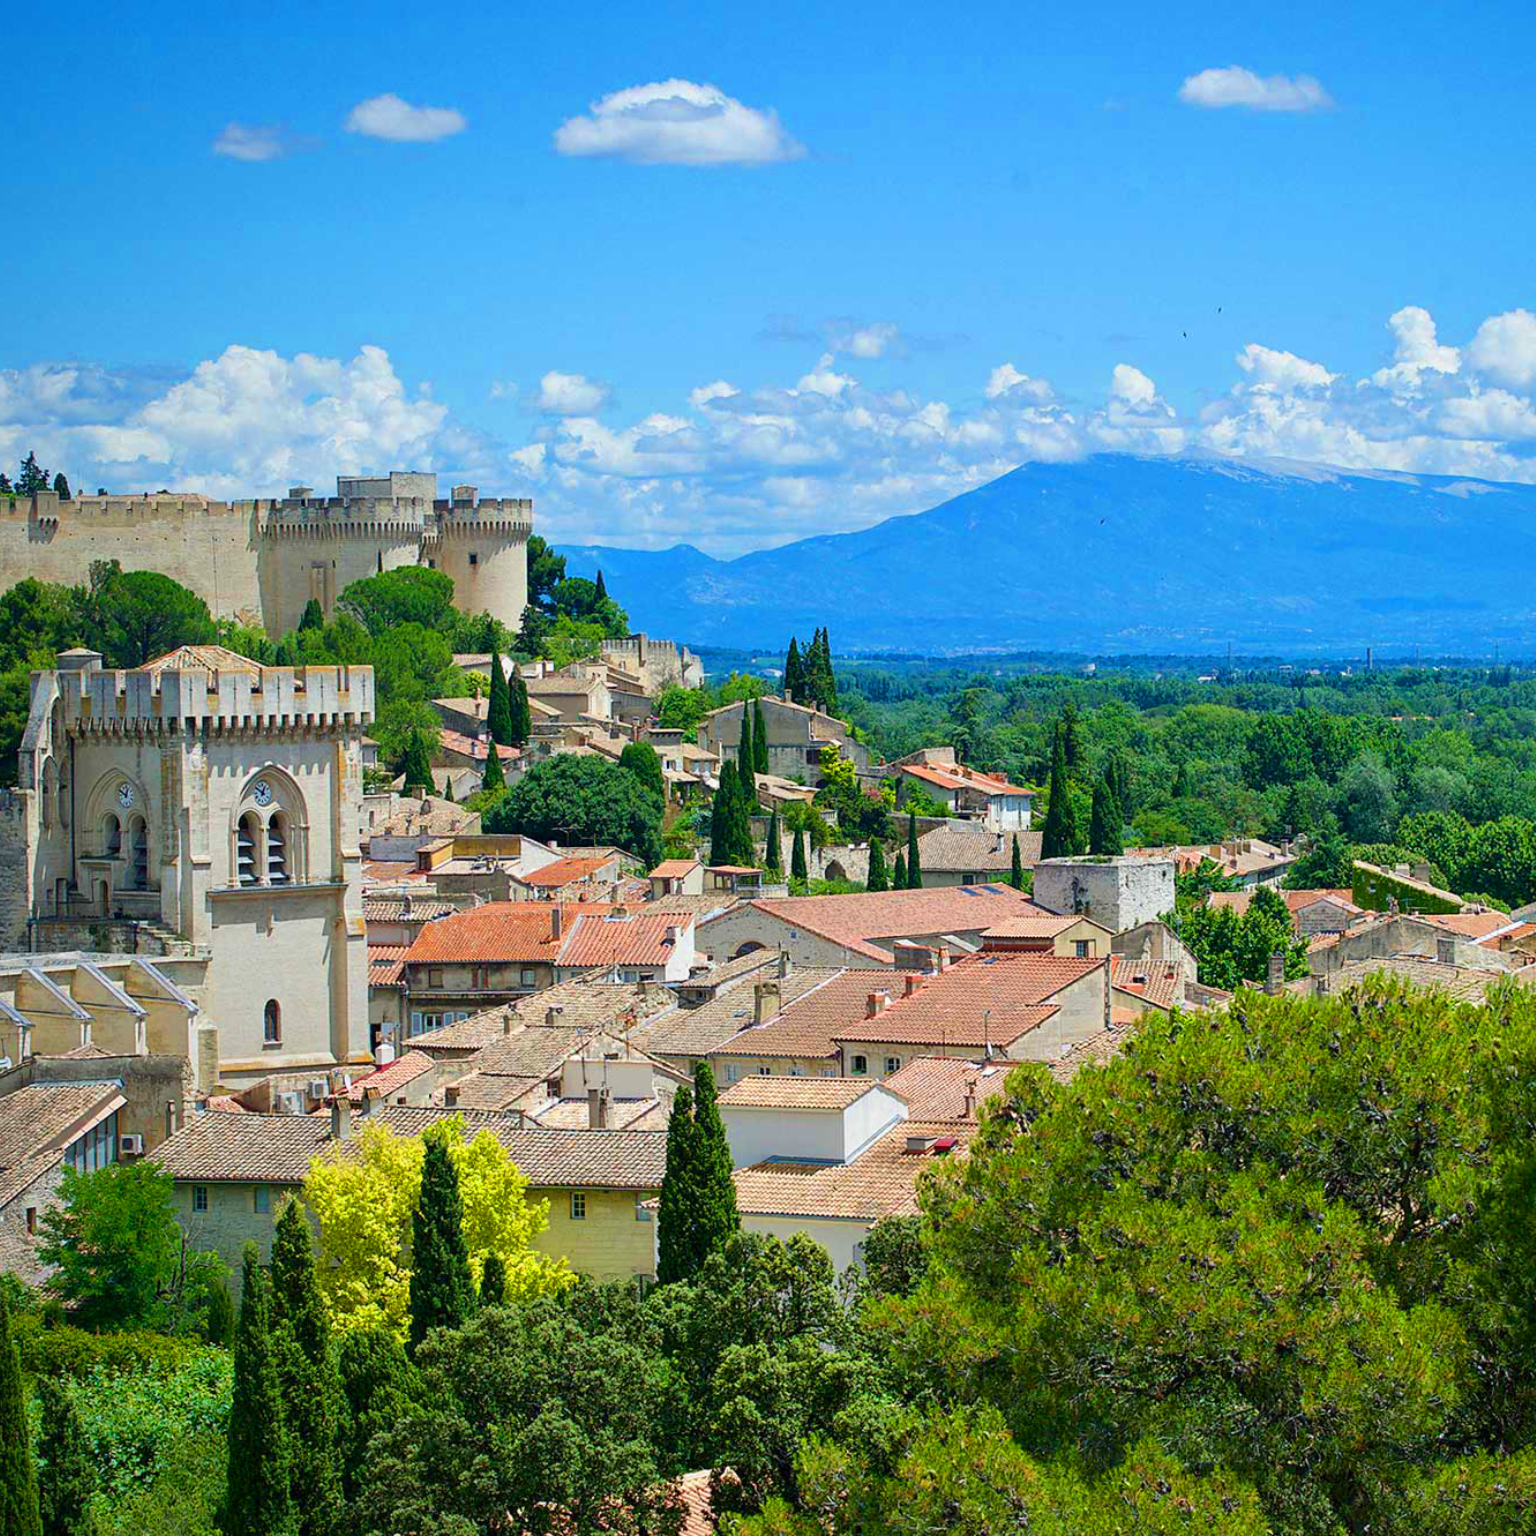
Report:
0,1291,40,1536
1089,775,1124,855
270,1201,340,1536
866,837,888,892
1010,834,1024,890
763,808,782,874
50,474,70,503
791,828,808,883
689,1062,739,1264
16,453,47,498
657,1083,699,1286
399,730,434,797
0,475,12,496
595,569,608,602
481,740,505,795
906,810,923,888
737,707,757,809
35,1378,92,1536
408,1129,474,1355
510,677,531,746
479,1252,507,1308
752,698,769,775
783,637,803,703
299,599,324,631
893,851,907,890
442,775,456,804
1040,724,1080,860
487,648,513,746
225,1246,291,1536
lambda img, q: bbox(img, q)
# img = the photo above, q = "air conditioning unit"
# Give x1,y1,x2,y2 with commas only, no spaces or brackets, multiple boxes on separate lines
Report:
118,1133,145,1156
276,1091,307,1115
306,1079,328,1100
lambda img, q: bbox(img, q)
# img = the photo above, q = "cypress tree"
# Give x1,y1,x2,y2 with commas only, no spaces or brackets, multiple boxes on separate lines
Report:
481,739,505,795
1107,751,1132,824
225,1246,291,1536
752,698,769,775
893,851,907,890
35,1378,92,1536
510,677,532,746
1059,700,1085,781
270,1201,340,1536
487,649,513,746
657,1083,699,1285
1010,834,1024,890
479,1252,507,1308
1089,776,1124,855
783,638,803,703
1040,724,1080,859
50,473,70,503
737,707,757,809
206,1276,236,1345
400,730,434,797
763,808,782,874
791,828,808,883
442,775,456,804
299,598,324,632
819,629,838,713
0,1290,40,1536
408,1129,474,1355
690,1062,739,1265
710,763,739,867
866,838,888,892
906,810,923,888
595,569,608,602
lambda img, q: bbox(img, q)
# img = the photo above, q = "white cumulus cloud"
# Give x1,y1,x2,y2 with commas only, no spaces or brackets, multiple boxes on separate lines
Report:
1236,343,1336,390
823,320,901,359
985,363,1054,403
536,371,611,416
345,94,467,143
212,123,288,162
553,79,804,166
1179,65,1333,112
1467,309,1536,389
1372,306,1460,391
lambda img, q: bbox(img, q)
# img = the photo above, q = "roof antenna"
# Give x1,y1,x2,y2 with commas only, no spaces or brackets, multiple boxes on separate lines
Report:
983,1008,992,1062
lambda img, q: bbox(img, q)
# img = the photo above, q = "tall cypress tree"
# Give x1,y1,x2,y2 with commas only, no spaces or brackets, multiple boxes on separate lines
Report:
893,851,907,890
408,1129,474,1355
1040,723,1079,859
50,473,71,503
299,598,324,632
479,1252,507,1308
790,828,808,883
400,730,434,797
510,677,531,746
906,810,923,888
657,1083,699,1285
1106,751,1131,825
783,638,803,703
487,648,513,746
689,1062,739,1266
737,707,757,809
1010,833,1025,890
866,838,888,892
818,629,838,713
481,739,505,795
0,1290,40,1536
595,570,608,602
35,1378,92,1536
225,1246,291,1536
1089,775,1124,855
270,1201,340,1536
710,763,740,867
763,808,782,874
752,698,769,775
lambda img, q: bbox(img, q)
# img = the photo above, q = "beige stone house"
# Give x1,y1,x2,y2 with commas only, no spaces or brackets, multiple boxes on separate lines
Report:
698,697,872,783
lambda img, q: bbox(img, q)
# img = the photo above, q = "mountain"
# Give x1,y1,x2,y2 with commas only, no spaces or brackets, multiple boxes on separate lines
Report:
554,453,1536,654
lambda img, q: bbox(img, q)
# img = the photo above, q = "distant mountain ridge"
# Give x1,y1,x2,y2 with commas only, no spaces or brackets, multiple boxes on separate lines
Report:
554,453,1536,654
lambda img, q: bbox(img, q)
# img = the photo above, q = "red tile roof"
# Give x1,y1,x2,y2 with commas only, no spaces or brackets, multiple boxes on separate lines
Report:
1109,954,1184,1011
555,911,692,968
405,904,598,965
708,969,900,1060
649,859,701,879
523,856,616,888
882,1056,1011,1120
718,1076,901,1110
344,1050,435,1102
368,945,409,987
901,762,1031,797
438,729,520,763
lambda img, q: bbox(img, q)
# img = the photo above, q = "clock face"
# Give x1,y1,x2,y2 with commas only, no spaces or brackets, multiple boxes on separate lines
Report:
116,783,134,810
252,781,273,808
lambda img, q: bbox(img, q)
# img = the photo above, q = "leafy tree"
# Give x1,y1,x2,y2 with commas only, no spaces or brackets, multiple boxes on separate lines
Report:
0,1290,40,1536
336,1325,414,1508
408,1128,476,1355
656,685,710,740
867,838,888,892
619,742,665,804
397,728,435,796
905,810,922,888
486,754,664,867
791,829,808,884
225,1247,291,1536
339,567,455,637
479,1252,508,1309
1338,751,1400,843
302,1117,567,1338
753,698,770,775
764,808,783,876
49,474,69,502
0,475,10,495
480,738,505,795
34,1377,92,1536
298,599,324,632
1284,829,1353,888
89,567,216,668
1165,885,1308,988
1038,724,1080,860
0,578,84,673
1088,774,1123,854
852,1215,928,1302
487,647,513,745
16,453,48,498
525,535,568,614
1009,834,1024,890
1175,855,1238,901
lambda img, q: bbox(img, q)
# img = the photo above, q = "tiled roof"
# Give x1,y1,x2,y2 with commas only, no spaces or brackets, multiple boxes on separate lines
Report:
917,823,1042,872
1110,954,1185,1012
722,885,1048,963
882,1056,1012,1120
555,911,691,968
0,1084,125,1184
368,945,409,987
526,1093,676,1131
410,978,678,1053
1048,1023,1134,1083
639,968,852,1060
361,860,427,884
679,950,780,991
982,913,1082,940
733,1121,976,1220
1330,955,1533,1002
368,799,479,842
345,1050,434,1102
648,860,700,879
901,762,1031,797
707,969,903,1061
404,903,588,964
832,952,1103,1047
1419,909,1512,939
718,1077,900,1110
440,1073,541,1112
155,1104,667,1189
140,644,261,678
522,856,616,888
1208,888,1359,922
364,896,458,923
437,729,520,763
460,1025,605,1080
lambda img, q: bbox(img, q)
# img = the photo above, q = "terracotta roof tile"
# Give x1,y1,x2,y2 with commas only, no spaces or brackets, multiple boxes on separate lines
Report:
364,895,458,923
1110,954,1184,1011
0,1084,126,1178
648,860,701,879
555,911,691,968
345,1050,434,1102
368,945,409,987
882,1056,1012,1120
917,823,1042,872
718,1077,901,1110
411,978,677,1053
706,969,900,1061
522,856,616,888
405,903,593,965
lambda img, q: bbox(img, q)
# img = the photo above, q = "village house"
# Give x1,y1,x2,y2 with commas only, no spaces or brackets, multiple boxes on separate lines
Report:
1033,855,1177,933
1208,886,1364,936
912,822,1043,887
698,696,872,783
891,748,1034,831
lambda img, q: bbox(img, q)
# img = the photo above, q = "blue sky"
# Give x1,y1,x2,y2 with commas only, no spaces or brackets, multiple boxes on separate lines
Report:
5,0,1536,553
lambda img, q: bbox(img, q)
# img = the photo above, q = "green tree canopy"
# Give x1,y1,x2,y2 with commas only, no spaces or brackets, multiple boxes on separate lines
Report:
339,567,456,636
408,1127,476,1355
0,1290,40,1536
226,1246,292,1536
89,566,216,668
619,741,666,804
488,753,664,866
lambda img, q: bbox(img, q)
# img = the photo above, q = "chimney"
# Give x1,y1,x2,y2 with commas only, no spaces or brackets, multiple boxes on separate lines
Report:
444,1083,460,1108
599,1088,610,1128
374,1040,396,1069
962,1081,977,1118
330,1097,353,1141
865,990,889,1018
551,905,564,940
665,924,680,946
904,974,922,997
777,948,791,978
503,1006,516,1036
753,980,781,1025
588,1087,601,1129
1264,952,1284,996
545,1004,565,1027
935,946,950,973
1436,936,1456,966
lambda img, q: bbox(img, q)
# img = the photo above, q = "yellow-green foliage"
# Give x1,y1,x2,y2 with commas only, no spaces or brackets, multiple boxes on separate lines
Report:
301,1117,571,1337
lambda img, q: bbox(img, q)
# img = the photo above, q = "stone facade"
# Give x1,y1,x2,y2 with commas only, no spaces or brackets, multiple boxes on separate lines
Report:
698,697,871,784
1032,856,1176,934
2,647,374,1081
0,473,531,638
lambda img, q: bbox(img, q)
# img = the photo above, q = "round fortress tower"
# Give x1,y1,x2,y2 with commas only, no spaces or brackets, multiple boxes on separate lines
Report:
429,484,532,626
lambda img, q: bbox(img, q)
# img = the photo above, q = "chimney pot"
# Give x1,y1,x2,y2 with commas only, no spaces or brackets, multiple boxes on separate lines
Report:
330,1097,353,1141
503,1006,516,1036
587,1087,601,1129
753,980,781,1026
904,974,921,997
1264,951,1285,996
865,990,889,1018
552,904,564,940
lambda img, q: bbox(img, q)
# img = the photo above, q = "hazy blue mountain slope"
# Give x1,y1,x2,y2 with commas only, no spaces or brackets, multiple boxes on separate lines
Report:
555,454,1536,653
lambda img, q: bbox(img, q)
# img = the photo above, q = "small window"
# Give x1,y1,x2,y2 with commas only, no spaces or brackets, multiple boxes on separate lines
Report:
634,1194,651,1224
409,1011,424,1035
569,1191,587,1221
193,1186,208,1213
725,1063,740,1082
1074,939,1091,958
267,813,288,884
253,1186,271,1214
428,967,444,989
520,967,537,986
851,1055,868,1075
884,1056,901,1075
25,1208,36,1235
263,999,281,1045
468,551,479,568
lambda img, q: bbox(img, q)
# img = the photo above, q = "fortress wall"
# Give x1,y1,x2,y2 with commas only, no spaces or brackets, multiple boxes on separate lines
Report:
259,528,423,637
436,521,530,627
0,495,265,624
